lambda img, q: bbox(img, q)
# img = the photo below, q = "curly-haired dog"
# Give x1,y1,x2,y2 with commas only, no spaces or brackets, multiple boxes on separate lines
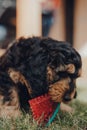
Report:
0,37,82,117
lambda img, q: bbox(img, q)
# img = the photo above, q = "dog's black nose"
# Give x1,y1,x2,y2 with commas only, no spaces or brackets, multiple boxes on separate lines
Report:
63,93,71,102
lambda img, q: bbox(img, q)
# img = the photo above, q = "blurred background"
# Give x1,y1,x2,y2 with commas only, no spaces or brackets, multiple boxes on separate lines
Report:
0,0,87,102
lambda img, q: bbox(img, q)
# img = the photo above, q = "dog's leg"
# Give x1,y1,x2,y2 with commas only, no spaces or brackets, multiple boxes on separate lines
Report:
60,102,74,113
0,88,21,118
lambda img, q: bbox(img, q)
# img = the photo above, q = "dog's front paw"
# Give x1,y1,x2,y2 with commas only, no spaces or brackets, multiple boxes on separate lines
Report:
60,102,74,113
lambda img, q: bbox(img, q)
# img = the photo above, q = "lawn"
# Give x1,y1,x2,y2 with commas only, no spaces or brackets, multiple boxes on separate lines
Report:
0,100,87,130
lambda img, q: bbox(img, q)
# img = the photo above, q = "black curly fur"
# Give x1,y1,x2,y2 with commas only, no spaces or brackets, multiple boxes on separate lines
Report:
0,37,82,114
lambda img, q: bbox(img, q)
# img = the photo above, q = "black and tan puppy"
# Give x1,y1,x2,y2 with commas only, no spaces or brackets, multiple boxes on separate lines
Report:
0,37,82,117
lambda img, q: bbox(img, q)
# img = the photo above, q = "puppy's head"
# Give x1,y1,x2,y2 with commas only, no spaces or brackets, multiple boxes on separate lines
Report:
45,38,82,103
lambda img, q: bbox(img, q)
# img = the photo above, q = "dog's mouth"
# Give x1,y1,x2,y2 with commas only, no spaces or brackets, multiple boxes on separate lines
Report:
63,90,77,103
63,79,77,103
48,77,77,104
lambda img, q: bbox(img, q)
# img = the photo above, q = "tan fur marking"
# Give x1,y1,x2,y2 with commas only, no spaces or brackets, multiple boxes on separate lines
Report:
47,66,56,82
70,88,76,99
48,78,70,102
0,88,21,118
66,64,75,74
8,68,32,95
56,65,65,72
78,68,82,77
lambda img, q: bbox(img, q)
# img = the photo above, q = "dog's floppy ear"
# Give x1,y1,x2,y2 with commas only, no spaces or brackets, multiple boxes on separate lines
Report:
66,64,75,74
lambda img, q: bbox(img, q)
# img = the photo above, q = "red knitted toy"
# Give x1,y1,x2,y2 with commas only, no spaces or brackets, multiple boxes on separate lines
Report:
29,94,58,124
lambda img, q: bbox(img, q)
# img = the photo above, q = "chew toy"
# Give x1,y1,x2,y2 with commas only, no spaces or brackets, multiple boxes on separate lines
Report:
29,94,60,126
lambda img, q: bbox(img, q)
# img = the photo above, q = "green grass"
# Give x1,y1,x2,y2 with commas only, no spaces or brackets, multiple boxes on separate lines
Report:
0,100,87,130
